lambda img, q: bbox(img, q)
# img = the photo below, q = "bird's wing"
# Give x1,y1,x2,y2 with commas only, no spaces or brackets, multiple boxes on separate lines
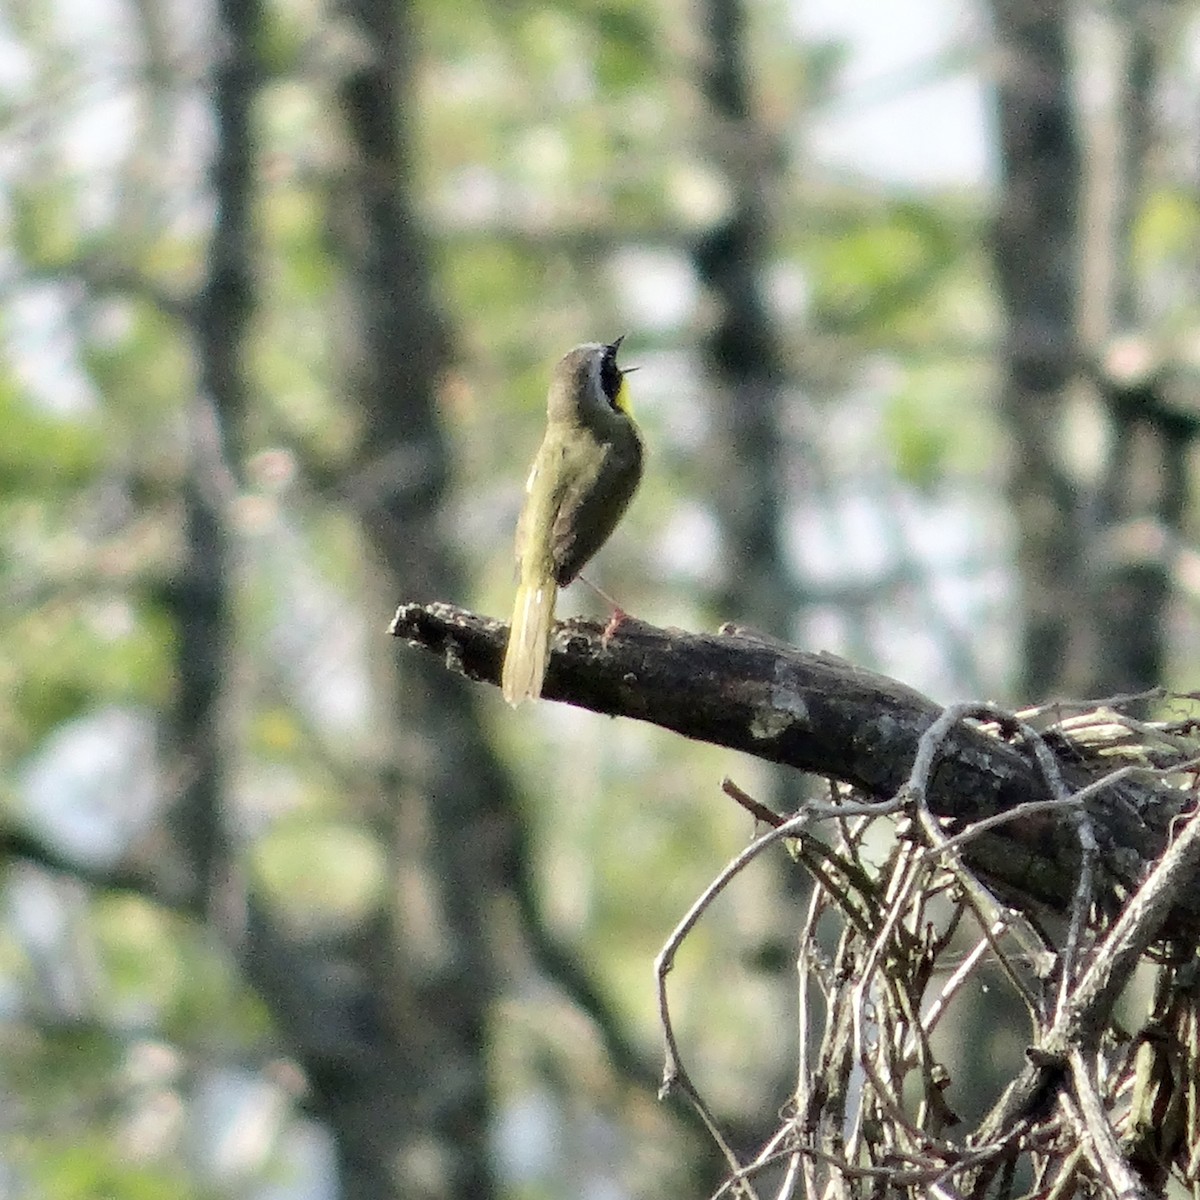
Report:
513,456,540,567
515,440,569,581
550,437,642,586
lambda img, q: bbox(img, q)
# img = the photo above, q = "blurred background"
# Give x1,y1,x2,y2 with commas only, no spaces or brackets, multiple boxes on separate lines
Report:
3,0,1200,1196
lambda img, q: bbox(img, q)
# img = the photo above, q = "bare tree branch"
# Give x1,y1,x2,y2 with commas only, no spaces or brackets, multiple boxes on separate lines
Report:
390,600,1198,936
0,828,198,914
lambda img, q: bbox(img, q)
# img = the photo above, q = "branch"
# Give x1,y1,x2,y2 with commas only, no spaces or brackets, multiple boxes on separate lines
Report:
0,827,198,915
390,601,1197,933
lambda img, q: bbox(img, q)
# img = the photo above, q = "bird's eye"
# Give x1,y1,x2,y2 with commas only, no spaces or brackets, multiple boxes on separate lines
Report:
599,346,622,406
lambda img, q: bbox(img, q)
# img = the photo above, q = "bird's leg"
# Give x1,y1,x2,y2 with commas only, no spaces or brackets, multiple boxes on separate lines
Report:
578,573,628,645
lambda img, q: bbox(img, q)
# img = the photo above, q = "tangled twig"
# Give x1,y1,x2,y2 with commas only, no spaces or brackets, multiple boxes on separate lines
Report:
656,697,1200,1199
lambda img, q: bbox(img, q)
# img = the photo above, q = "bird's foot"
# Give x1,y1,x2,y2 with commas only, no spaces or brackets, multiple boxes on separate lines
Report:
601,606,629,648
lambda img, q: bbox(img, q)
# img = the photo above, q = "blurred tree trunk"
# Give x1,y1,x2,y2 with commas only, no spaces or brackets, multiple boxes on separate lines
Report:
988,0,1184,702
319,1,517,1197
166,0,258,910
694,0,794,639
172,1,514,1196
1073,7,1182,701
688,0,810,1177
988,0,1083,700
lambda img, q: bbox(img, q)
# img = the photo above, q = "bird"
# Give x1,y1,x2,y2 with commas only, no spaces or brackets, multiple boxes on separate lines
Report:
502,338,644,706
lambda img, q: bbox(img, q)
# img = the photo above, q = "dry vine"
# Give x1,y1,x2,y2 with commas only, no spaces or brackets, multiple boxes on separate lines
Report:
657,699,1200,1200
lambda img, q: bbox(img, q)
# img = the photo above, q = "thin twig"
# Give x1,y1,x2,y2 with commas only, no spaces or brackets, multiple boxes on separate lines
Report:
722,776,786,828
1068,1046,1151,1199
1057,804,1098,1020
655,813,818,1191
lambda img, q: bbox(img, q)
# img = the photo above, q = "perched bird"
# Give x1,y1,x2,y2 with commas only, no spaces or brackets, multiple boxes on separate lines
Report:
502,338,644,706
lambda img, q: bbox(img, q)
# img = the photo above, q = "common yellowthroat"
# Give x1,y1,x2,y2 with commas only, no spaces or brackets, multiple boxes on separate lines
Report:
502,339,643,705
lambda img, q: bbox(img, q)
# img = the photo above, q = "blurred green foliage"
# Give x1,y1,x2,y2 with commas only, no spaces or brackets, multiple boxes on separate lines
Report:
6,0,1190,1197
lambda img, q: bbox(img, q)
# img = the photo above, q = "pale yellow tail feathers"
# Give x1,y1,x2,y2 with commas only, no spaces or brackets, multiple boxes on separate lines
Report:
502,582,557,705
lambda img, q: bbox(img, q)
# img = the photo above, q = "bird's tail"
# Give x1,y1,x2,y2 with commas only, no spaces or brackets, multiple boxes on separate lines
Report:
502,579,557,706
